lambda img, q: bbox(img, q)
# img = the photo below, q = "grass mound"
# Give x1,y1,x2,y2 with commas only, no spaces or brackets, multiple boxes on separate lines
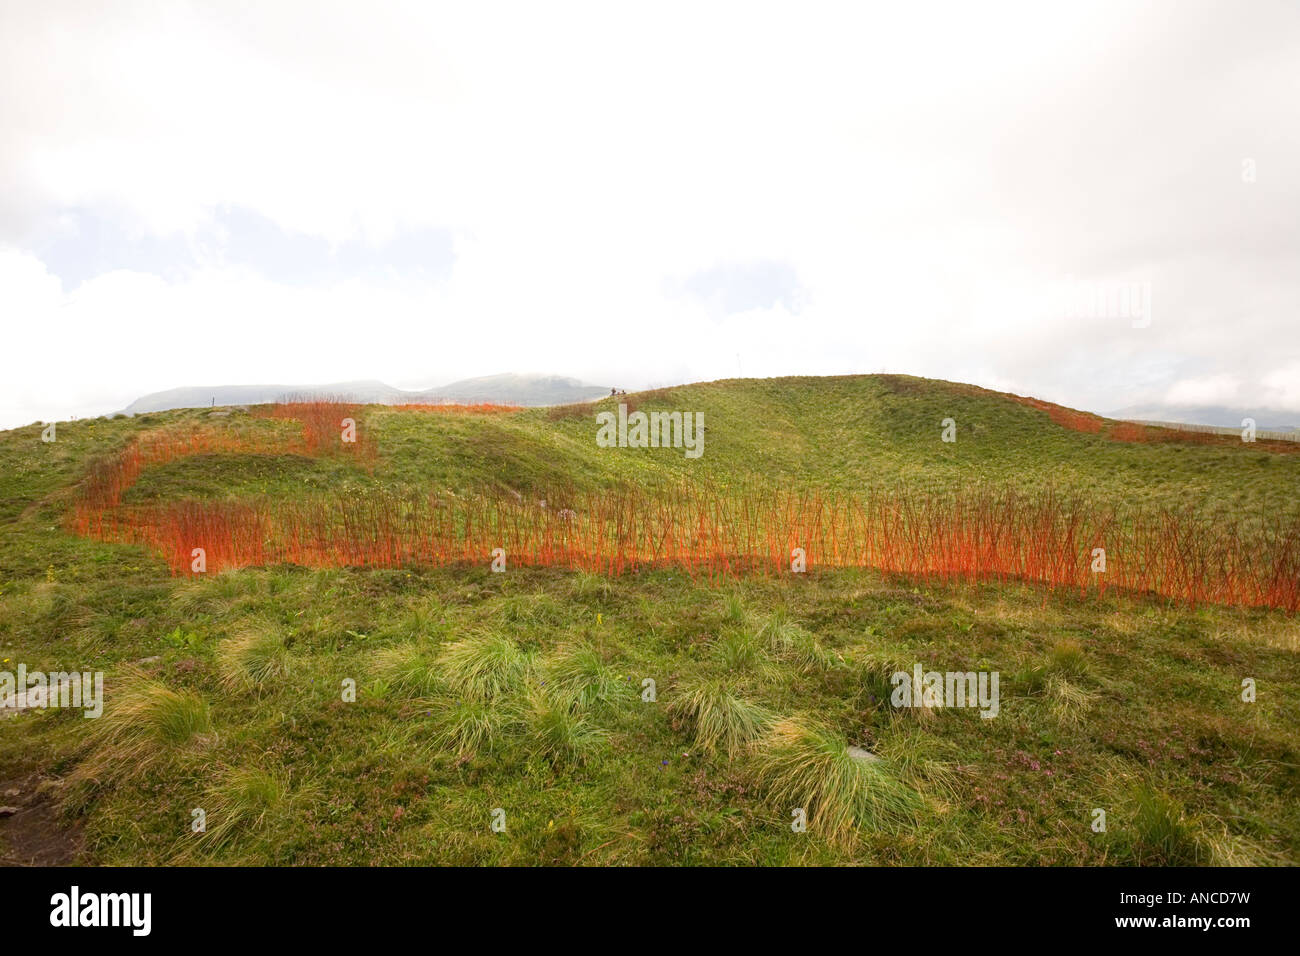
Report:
73,678,212,786
752,718,921,845
430,698,522,758
541,643,623,709
669,679,774,757
438,633,532,700
218,627,291,691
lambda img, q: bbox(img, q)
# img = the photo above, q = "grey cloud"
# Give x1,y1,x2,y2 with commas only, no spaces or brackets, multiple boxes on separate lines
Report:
26,205,457,289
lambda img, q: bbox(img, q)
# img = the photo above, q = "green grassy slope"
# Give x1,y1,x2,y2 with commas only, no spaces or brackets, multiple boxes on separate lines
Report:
0,375,1296,865
372,376,1298,517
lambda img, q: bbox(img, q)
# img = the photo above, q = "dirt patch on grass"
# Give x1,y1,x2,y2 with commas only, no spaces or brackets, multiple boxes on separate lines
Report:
1000,392,1300,452
1003,393,1105,434
0,773,84,866
1105,420,1300,453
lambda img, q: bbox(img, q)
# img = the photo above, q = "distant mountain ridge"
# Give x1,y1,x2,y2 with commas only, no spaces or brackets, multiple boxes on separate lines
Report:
1105,404,1300,433
120,373,610,414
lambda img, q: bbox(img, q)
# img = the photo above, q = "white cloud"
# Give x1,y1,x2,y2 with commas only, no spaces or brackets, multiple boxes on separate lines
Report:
1164,374,1242,407
1261,362,1300,409
2,0,1299,428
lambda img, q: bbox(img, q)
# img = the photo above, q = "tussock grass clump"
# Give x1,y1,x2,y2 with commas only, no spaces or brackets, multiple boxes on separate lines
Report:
715,629,767,672
175,767,315,861
528,694,605,765
843,645,920,713
722,594,748,627
169,569,264,618
218,627,291,691
669,679,774,757
542,643,622,709
439,633,532,699
1045,674,1095,725
566,571,614,604
1013,638,1093,702
752,718,921,844
870,726,959,800
1048,638,1088,677
1128,785,1212,865
431,698,522,758
373,641,443,697
73,679,212,785
761,615,839,671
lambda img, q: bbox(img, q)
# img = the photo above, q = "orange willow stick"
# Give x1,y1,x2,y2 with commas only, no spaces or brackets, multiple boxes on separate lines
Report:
68,420,1300,612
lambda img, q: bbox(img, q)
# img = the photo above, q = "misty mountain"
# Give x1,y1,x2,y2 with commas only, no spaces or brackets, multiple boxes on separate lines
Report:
421,374,610,406
120,373,609,414
1105,404,1300,432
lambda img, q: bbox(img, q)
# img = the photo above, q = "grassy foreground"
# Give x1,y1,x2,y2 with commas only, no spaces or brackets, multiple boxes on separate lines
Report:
1,375,1297,865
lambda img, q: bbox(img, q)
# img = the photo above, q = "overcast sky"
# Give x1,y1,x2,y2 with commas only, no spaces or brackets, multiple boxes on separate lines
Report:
2,0,1298,428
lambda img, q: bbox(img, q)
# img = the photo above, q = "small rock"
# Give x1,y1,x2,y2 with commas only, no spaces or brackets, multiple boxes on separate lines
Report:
0,806,20,817
847,745,881,763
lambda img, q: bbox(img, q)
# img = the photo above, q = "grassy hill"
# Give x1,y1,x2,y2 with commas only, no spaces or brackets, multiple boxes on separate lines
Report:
1,375,1297,865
